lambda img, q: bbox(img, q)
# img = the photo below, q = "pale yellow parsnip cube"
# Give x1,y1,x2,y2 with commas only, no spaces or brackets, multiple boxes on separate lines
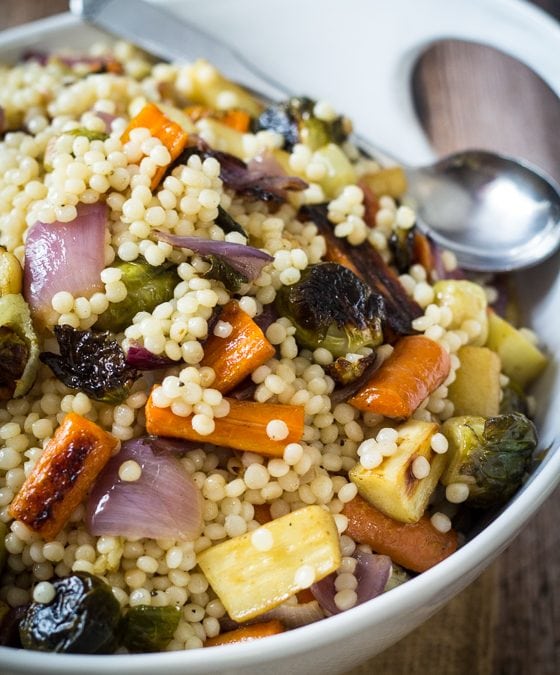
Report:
448,346,501,417
197,505,341,622
350,420,447,523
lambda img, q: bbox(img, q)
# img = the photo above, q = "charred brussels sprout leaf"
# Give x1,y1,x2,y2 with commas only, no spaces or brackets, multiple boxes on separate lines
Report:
203,254,248,293
0,294,40,400
326,351,377,386
388,226,416,274
95,258,179,333
443,412,538,508
499,381,529,416
40,325,139,404
275,262,385,357
121,605,181,653
254,97,350,151
215,205,247,238
19,573,120,653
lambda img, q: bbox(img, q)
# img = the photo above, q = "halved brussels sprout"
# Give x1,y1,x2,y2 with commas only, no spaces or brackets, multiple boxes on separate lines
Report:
0,294,39,400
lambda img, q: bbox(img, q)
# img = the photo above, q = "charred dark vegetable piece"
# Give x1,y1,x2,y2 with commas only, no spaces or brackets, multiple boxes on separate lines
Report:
40,326,139,404
254,96,351,151
215,205,247,237
202,254,248,293
499,381,529,416
276,263,385,357
388,226,416,274
299,204,422,336
442,412,538,508
19,573,121,653
0,604,28,648
95,257,179,333
121,605,181,653
326,351,377,386
0,294,40,400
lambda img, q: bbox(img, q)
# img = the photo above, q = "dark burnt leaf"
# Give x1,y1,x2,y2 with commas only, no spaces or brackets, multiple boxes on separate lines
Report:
215,205,247,237
202,254,248,293
40,326,139,404
326,351,377,386
0,327,28,401
19,573,121,654
389,226,416,274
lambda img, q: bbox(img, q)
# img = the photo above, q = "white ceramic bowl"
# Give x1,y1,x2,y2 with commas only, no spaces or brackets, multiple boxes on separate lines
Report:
1,2,559,673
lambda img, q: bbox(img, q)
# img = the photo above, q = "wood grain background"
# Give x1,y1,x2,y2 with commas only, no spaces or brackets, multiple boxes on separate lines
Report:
1,2,559,673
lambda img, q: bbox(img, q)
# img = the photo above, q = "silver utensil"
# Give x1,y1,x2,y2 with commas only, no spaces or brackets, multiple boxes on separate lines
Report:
71,0,560,271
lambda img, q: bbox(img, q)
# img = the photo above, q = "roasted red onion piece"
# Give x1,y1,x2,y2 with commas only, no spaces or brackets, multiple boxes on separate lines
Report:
311,550,392,615
154,230,273,281
23,202,107,326
86,436,203,541
125,342,175,370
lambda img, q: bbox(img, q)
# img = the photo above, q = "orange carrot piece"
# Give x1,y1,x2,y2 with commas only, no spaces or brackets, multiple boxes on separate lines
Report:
253,503,272,525
220,109,251,133
121,102,189,189
349,335,450,418
204,620,285,647
201,301,275,394
413,231,433,273
9,413,118,540
145,395,304,457
342,495,458,573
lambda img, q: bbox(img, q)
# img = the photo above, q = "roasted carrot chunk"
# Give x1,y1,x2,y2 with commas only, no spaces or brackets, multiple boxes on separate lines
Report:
9,413,118,540
201,301,275,394
204,620,285,647
349,335,450,418
145,395,304,457
413,231,434,273
343,495,458,573
220,109,251,133
121,102,189,189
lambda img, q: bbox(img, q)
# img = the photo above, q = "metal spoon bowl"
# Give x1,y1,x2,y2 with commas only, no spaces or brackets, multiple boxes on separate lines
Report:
73,0,560,272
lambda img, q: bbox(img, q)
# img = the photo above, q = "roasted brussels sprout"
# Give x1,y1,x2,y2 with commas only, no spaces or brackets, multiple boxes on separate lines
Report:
95,257,179,333
500,381,529,416
40,325,139,404
388,226,416,274
0,603,27,648
254,96,351,151
326,351,377,386
275,262,385,357
121,605,181,653
0,294,40,400
19,573,121,653
384,562,410,592
203,254,248,293
441,412,538,508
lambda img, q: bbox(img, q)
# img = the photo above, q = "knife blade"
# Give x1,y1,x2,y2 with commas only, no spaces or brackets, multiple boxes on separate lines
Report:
70,0,289,102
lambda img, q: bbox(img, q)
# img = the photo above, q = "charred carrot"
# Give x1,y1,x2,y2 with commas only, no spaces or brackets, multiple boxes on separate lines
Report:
357,179,379,228
220,109,251,133
9,413,118,540
121,102,189,189
342,495,457,573
204,620,285,647
145,395,304,457
349,335,450,418
413,231,433,273
201,301,275,394
253,503,272,525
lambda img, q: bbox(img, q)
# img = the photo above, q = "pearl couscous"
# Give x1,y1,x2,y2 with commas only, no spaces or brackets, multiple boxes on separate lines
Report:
0,42,546,654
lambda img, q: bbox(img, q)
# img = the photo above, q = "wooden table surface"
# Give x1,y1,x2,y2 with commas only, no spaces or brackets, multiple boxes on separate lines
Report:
1,2,559,673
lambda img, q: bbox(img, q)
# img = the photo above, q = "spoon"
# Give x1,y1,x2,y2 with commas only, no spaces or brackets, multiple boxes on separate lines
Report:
71,0,560,272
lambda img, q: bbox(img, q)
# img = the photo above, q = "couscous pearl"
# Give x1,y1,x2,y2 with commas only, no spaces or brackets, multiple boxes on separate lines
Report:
431,511,452,533
251,527,274,551
445,482,470,504
266,419,289,441
294,564,316,588
32,581,56,604
431,433,449,454
118,460,142,482
411,456,431,479
334,589,357,611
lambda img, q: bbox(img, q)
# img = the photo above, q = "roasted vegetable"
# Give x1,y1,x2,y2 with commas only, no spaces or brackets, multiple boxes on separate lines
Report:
202,254,248,293
254,96,350,151
500,381,529,416
65,128,109,142
40,326,139,404
19,573,121,653
215,205,247,237
95,258,179,333
349,420,446,523
0,294,40,400
275,263,385,357
0,604,27,648
121,605,181,653
388,227,416,274
9,412,118,539
441,412,538,507
326,351,377,386
0,521,7,573
360,166,408,199
448,345,501,417
198,505,341,622
485,311,548,387
204,620,285,647
0,248,23,296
